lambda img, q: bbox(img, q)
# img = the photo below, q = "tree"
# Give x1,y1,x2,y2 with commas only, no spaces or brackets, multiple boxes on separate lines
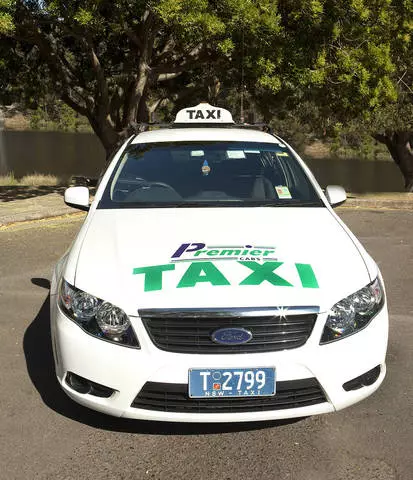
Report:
2,1,413,190
369,0,413,192
255,0,413,190
324,0,413,191
0,0,289,156
4,1,389,157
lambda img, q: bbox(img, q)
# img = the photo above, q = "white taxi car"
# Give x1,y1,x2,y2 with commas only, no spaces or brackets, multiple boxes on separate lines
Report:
51,103,388,422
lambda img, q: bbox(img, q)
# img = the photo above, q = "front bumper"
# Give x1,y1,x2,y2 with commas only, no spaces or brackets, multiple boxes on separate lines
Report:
50,296,388,422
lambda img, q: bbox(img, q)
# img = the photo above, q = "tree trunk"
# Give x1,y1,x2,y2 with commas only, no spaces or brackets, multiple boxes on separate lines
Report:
0,108,9,175
373,131,413,192
86,113,126,160
86,86,157,160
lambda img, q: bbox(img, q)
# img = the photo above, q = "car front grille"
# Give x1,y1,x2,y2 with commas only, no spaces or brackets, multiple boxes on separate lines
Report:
131,379,327,413
140,307,318,354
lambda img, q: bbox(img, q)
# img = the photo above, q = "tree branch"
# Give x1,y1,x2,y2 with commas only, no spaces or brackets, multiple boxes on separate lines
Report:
81,37,110,117
157,72,183,82
372,133,388,144
61,92,88,116
123,10,158,125
126,30,143,52
30,31,92,114
109,87,124,130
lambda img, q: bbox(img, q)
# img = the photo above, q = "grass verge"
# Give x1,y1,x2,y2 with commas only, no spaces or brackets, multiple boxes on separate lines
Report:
0,172,62,186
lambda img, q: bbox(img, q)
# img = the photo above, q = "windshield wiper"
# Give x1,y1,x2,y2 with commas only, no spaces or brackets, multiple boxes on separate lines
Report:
107,200,323,209
260,201,323,207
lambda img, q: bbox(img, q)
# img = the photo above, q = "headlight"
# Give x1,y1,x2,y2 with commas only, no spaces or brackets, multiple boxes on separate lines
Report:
59,280,139,348
320,277,385,344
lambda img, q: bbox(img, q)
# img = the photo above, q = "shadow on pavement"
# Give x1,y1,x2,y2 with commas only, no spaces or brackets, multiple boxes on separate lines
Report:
24,284,306,436
0,186,66,202
31,277,51,290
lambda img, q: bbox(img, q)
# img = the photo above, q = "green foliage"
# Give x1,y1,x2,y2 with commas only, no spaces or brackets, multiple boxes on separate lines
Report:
329,128,391,161
0,0,287,149
29,100,92,132
0,0,15,34
0,0,412,172
0,12,13,33
73,8,95,26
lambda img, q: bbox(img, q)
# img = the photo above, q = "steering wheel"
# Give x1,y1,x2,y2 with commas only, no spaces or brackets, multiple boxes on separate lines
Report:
147,181,178,192
133,178,178,193
124,178,181,201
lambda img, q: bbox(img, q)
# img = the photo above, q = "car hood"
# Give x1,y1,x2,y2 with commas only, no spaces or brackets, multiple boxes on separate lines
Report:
74,207,371,315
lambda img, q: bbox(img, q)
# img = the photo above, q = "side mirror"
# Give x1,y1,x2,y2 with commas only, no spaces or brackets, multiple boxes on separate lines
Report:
325,185,346,207
64,186,90,211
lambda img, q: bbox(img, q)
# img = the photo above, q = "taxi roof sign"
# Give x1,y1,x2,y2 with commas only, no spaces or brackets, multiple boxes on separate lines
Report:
174,103,234,124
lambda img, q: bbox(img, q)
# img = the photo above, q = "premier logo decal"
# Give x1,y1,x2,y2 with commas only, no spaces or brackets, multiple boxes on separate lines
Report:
171,243,277,262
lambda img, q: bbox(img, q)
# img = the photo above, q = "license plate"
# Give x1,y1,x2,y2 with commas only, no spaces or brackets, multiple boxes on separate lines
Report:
188,367,276,398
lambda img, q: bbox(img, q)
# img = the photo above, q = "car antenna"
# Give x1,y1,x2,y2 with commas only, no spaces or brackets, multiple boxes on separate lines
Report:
240,29,245,124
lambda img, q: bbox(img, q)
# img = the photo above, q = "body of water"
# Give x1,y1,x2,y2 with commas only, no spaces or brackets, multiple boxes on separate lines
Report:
0,130,405,193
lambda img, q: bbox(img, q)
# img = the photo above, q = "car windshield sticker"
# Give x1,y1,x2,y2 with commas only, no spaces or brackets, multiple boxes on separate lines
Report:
275,186,292,199
191,150,205,157
226,150,246,159
201,159,211,176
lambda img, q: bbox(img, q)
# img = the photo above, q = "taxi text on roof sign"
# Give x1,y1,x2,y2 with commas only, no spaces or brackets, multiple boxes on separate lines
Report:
174,102,235,124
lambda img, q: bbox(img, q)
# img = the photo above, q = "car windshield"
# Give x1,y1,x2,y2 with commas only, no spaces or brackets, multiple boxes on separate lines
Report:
99,141,323,208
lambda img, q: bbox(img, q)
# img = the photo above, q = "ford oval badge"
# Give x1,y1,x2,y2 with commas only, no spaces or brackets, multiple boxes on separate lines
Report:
211,328,253,345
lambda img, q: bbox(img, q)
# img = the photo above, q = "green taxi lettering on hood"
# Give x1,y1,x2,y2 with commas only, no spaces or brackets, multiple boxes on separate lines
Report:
295,263,319,289
239,261,293,287
177,262,230,288
132,264,175,292
132,261,319,292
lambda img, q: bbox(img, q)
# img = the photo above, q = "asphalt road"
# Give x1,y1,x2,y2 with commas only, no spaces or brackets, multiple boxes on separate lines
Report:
1,210,412,480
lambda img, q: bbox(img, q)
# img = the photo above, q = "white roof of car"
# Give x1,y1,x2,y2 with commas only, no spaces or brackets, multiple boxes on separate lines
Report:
130,127,282,145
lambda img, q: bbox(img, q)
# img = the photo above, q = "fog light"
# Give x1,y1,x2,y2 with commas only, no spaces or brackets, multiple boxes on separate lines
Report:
65,372,115,398
66,372,91,394
343,366,381,391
